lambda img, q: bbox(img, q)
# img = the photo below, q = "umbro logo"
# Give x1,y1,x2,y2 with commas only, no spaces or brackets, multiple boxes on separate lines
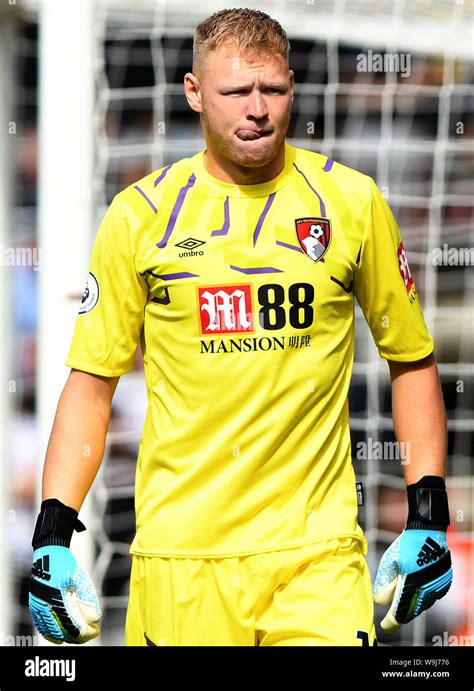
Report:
32,555,51,581
175,238,206,250
416,536,445,567
175,237,206,258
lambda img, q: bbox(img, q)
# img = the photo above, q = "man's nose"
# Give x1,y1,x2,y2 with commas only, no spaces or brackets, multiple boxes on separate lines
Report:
247,91,269,120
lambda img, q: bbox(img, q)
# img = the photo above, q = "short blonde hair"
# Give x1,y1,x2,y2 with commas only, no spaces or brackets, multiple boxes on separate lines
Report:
193,8,290,74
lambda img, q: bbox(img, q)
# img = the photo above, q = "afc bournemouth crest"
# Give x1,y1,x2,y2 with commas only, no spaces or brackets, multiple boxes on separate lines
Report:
295,217,331,262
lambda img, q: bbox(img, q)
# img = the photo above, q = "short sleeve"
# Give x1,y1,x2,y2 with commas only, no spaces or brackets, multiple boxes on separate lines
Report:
353,179,434,361
65,195,148,376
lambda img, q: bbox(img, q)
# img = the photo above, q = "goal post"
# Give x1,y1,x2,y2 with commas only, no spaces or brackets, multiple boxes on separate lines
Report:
37,0,96,583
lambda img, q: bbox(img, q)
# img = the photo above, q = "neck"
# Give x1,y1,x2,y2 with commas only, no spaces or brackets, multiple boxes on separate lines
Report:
202,145,286,185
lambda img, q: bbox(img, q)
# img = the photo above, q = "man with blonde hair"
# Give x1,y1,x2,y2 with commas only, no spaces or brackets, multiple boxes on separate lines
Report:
29,8,451,646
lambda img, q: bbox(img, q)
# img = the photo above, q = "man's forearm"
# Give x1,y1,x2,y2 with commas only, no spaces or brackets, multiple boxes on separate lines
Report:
42,370,118,511
388,353,447,484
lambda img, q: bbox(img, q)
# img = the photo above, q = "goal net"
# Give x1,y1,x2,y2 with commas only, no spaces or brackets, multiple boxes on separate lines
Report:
4,0,473,647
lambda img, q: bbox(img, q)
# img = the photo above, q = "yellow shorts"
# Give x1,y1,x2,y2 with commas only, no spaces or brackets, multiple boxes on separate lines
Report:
125,536,376,646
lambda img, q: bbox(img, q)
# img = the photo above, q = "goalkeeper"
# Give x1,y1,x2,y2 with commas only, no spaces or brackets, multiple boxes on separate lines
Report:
29,8,452,646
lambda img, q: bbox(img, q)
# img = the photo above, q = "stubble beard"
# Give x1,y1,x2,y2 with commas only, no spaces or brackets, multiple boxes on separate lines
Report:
200,110,289,170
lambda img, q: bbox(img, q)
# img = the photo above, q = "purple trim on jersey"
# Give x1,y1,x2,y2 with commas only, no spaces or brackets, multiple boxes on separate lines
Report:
230,265,283,274
156,271,198,281
154,164,172,188
253,193,276,247
293,163,326,217
151,288,170,305
134,185,158,214
276,240,304,253
156,174,196,248
330,276,353,293
323,158,334,173
140,269,158,279
211,197,230,236
140,269,198,281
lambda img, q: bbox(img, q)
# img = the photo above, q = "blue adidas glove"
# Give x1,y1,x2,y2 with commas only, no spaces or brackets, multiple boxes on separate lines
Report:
29,499,102,644
373,476,452,634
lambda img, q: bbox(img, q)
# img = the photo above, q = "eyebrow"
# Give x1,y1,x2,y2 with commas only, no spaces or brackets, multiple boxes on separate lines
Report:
219,81,288,92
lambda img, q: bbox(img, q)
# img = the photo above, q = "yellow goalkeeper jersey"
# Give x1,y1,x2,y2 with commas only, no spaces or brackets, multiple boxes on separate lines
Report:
66,142,434,557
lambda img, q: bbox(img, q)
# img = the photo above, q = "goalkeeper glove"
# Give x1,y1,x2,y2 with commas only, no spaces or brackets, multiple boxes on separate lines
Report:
29,498,102,644
373,475,452,634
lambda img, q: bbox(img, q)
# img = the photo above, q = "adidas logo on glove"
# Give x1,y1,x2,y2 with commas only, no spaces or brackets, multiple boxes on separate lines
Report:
416,536,445,567
32,556,51,582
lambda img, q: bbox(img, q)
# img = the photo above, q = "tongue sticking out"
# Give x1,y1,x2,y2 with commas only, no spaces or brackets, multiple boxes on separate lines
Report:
236,130,262,141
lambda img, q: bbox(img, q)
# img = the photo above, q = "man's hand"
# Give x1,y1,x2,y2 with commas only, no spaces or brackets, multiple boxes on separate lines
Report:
29,545,102,644
373,529,452,633
373,475,452,633
28,498,101,644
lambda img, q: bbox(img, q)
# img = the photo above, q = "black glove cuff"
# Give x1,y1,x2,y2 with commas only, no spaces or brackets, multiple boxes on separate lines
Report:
32,498,86,550
406,475,450,531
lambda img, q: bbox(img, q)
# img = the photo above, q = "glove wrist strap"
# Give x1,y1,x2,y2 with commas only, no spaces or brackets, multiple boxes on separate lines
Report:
32,498,86,550
406,475,450,531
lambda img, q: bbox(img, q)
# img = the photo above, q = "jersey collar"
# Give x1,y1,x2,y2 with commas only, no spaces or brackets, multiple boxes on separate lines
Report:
192,142,296,198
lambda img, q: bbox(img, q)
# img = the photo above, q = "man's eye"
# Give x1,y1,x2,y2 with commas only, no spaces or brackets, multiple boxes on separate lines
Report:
223,88,284,95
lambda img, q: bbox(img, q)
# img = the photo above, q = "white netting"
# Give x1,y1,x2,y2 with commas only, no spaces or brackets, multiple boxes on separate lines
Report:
85,0,473,646
6,0,473,646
